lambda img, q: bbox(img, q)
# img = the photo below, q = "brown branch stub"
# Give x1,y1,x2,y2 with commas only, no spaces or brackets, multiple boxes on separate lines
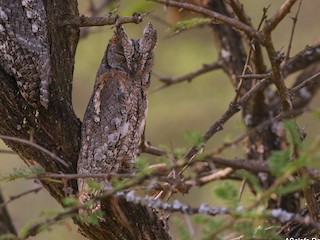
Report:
66,13,146,27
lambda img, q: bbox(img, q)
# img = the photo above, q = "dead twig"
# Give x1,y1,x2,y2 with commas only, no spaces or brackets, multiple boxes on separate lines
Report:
0,135,69,168
0,186,42,209
155,60,223,90
285,0,303,60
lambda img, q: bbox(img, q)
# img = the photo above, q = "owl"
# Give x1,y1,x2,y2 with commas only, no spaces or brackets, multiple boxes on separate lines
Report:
77,23,157,205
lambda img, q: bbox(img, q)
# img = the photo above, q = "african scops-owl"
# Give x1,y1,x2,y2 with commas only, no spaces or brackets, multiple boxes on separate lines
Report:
77,23,157,204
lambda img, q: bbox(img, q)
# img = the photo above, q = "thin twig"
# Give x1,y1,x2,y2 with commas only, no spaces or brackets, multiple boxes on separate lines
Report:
0,186,42,209
282,42,320,77
290,71,320,93
155,60,223,90
181,78,270,173
263,0,298,33
0,135,69,168
236,73,270,79
152,0,260,39
285,0,303,60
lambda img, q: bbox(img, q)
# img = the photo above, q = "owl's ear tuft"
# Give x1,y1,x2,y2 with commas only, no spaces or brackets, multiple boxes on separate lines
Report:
139,22,157,53
115,25,134,68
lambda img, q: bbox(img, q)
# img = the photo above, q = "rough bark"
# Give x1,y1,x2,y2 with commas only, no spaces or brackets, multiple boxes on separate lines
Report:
0,1,170,239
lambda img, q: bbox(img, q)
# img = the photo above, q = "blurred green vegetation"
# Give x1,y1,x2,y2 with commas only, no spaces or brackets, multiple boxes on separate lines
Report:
1,1,320,239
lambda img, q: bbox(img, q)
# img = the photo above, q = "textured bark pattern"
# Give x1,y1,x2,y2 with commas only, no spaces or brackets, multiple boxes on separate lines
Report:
0,0,51,108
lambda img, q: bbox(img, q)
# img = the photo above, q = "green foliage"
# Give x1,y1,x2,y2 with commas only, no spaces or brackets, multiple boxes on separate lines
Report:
235,221,280,240
284,119,302,148
62,196,79,207
112,178,129,191
0,165,45,182
214,181,238,208
18,221,35,239
268,149,290,177
0,234,16,240
184,130,203,146
237,170,262,194
174,147,187,159
171,18,212,33
86,179,102,192
78,210,104,226
275,176,307,196
193,215,224,238
254,224,281,240
134,157,150,171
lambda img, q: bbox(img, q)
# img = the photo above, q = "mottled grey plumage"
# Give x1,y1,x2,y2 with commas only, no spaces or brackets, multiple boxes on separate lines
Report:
0,0,51,108
77,23,157,204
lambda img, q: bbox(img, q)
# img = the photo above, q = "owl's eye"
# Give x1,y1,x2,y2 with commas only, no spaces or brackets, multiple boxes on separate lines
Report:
115,51,125,57
115,51,126,62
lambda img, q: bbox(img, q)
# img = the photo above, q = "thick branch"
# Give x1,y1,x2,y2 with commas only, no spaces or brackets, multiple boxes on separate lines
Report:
66,13,146,27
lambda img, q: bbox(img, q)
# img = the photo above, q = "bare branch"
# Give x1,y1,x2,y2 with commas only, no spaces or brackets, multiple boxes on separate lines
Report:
282,42,320,77
182,78,270,171
0,186,42,209
285,0,303,60
152,0,260,39
0,135,69,168
156,60,223,89
263,0,298,33
66,13,146,27
290,71,320,93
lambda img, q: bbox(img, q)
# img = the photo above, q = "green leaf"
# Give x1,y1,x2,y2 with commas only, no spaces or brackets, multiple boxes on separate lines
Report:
284,119,302,148
62,196,79,207
86,179,102,191
193,215,224,237
238,170,262,194
18,221,33,239
171,17,212,33
1,165,45,182
214,181,238,207
184,130,203,146
275,176,307,196
268,149,290,177
174,147,187,159
134,157,149,171
0,234,16,240
79,210,104,225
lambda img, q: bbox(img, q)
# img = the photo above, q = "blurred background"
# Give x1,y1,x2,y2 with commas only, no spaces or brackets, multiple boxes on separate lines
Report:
1,1,320,239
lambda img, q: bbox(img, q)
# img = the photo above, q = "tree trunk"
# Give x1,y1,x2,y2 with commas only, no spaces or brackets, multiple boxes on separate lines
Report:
0,1,170,239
